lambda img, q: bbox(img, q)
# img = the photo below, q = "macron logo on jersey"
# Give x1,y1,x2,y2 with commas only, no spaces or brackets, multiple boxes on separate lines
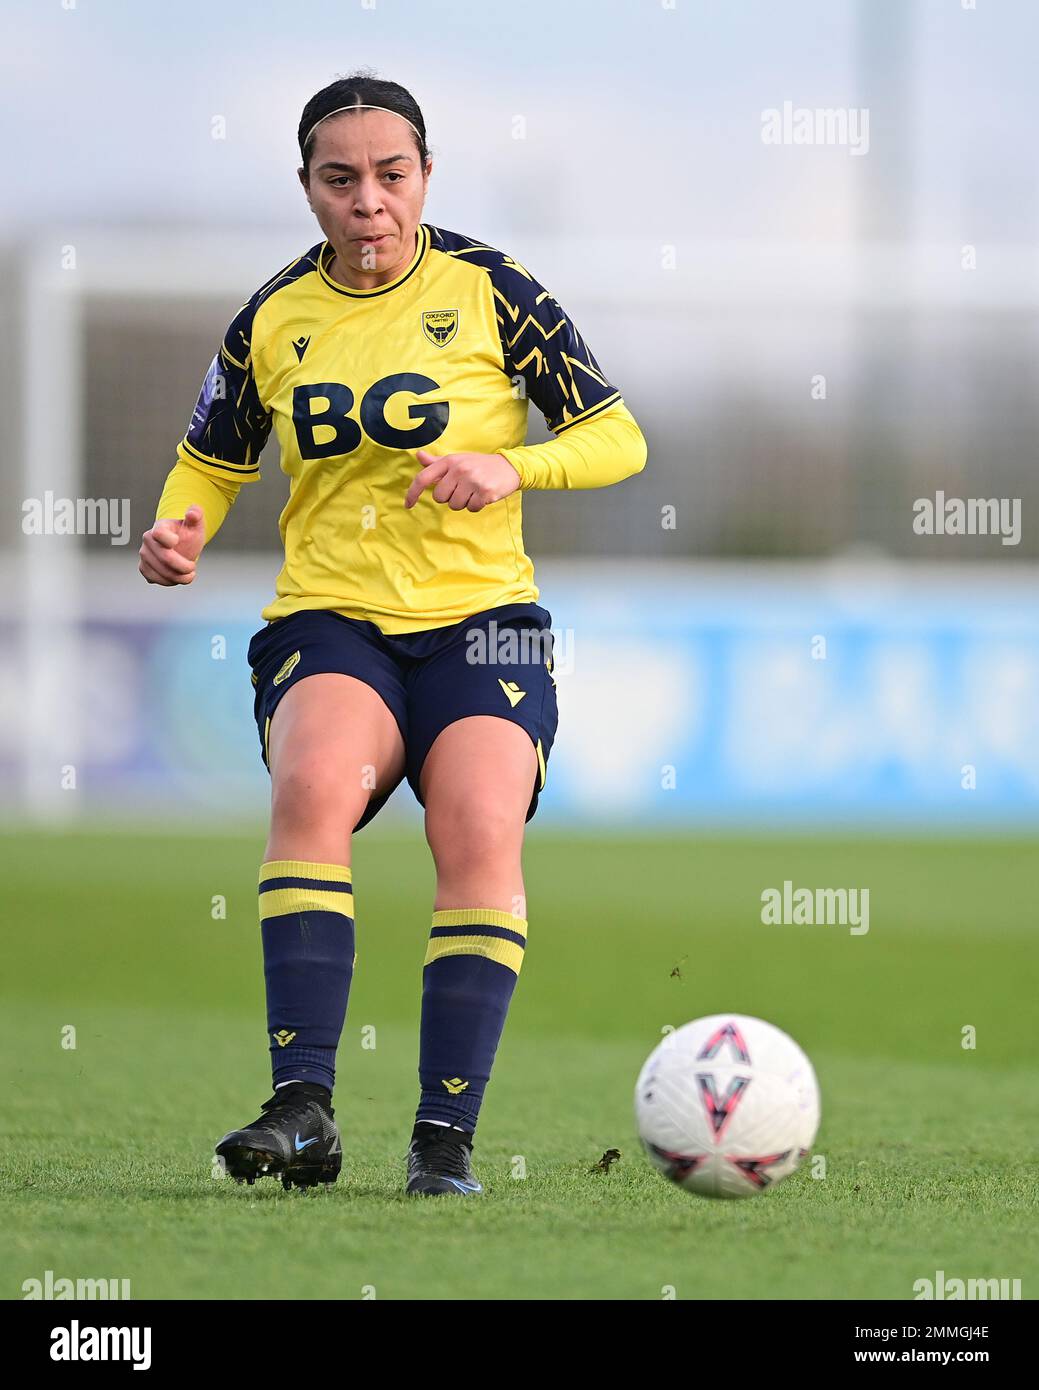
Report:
292,335,311,363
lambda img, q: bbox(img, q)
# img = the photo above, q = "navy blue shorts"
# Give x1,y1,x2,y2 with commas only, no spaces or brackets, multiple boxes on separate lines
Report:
247,602,559,831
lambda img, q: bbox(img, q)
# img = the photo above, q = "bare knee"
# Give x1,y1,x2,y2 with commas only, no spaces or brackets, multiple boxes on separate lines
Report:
270,757,368,843
427,793,523,876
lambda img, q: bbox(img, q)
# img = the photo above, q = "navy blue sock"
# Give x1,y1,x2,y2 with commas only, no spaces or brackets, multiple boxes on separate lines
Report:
259,860,355,1093
416,908,527,1132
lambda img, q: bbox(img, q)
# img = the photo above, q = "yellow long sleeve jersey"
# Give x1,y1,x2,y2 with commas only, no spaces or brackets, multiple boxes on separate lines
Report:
155,223,647,634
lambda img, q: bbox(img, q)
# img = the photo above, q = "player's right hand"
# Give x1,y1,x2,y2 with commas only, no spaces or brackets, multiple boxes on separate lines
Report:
138,506,206,586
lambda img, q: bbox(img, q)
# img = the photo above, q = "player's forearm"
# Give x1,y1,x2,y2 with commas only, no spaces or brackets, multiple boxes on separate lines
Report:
499,401,647,491
153,460,241,541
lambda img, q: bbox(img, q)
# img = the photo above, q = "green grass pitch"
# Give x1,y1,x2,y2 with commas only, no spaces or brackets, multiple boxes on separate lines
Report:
2,827,1036,1301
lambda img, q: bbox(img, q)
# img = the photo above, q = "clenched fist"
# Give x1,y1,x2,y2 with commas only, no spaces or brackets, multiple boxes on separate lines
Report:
139,505,206,585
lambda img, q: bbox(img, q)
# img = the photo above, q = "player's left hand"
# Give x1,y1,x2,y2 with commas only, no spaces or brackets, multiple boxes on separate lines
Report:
404,450,521,512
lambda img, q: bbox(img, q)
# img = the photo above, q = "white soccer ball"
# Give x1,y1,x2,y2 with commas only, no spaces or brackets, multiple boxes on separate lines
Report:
634,1013,821,1199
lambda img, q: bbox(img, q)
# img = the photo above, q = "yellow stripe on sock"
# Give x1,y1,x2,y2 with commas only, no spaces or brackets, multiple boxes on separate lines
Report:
260,886,354,919
258,861,353,922
259,860,352,885
430,907,527,937
424,934,525,975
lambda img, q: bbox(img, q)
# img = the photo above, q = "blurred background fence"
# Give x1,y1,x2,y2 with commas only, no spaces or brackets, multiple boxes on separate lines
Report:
1,0,1036,828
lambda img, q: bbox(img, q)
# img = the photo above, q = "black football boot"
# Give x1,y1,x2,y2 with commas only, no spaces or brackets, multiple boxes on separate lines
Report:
215,1081,341,1191
405,1121,483,1196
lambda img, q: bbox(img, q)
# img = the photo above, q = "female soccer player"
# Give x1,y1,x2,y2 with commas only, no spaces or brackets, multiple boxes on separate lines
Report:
140,74,647,1196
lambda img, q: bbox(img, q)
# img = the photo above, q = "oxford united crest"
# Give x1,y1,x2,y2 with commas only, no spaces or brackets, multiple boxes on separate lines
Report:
422,309,459,347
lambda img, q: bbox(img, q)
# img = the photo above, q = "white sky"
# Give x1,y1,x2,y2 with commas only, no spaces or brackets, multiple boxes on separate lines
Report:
1,0,1034,248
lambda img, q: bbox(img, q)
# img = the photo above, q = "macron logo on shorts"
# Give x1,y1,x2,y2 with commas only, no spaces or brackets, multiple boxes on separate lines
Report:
498,678,526,707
